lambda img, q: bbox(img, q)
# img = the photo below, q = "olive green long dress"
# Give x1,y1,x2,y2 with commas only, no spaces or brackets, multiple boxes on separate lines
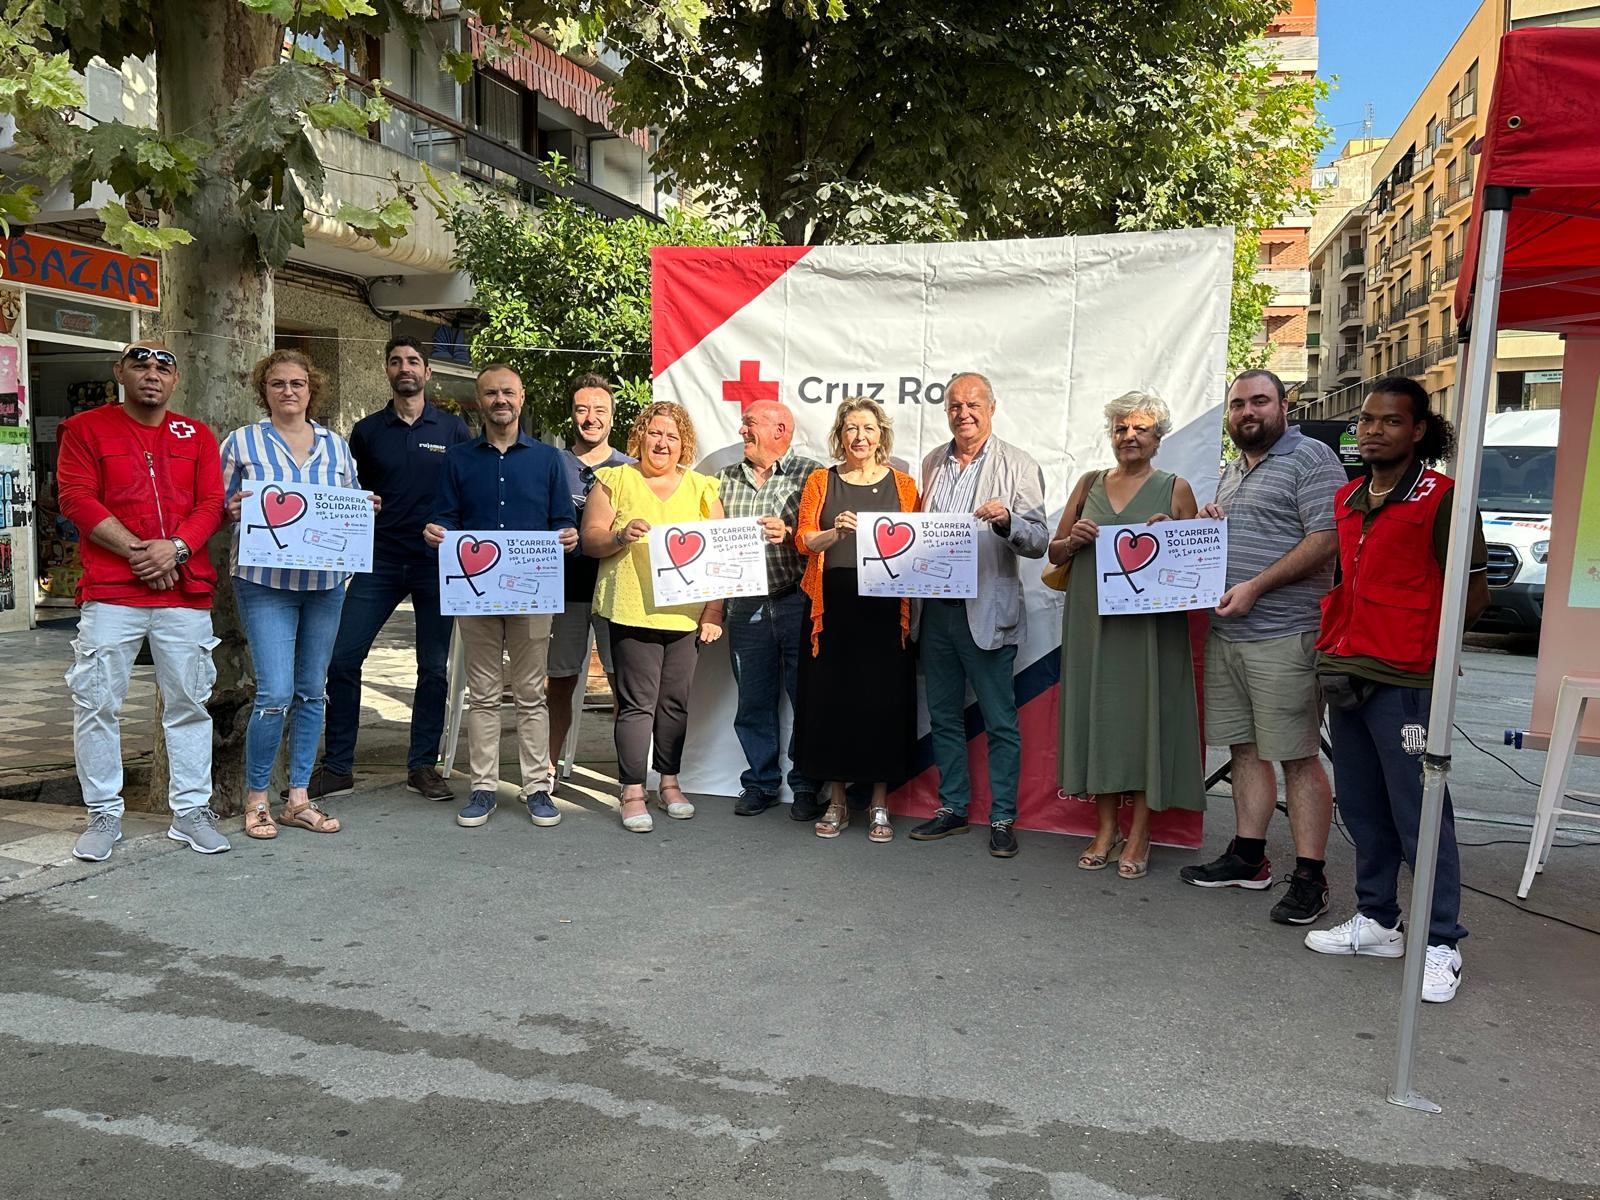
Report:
1057,470,1205,810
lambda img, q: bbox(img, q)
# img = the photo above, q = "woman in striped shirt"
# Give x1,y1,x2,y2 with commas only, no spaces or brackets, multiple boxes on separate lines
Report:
221,349,375,840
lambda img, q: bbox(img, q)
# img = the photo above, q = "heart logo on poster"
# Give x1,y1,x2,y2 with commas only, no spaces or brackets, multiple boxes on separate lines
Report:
1113,528,1160,575
872,518,916,562
261,485,308,529
665,528,706,570
455,536,502,579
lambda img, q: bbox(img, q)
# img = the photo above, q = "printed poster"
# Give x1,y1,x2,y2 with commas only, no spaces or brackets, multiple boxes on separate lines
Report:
1095,517,1227,615
239,482,375,573
438,530,565,616
1568,380,1600,608
647,518,768,607
855,513,979,599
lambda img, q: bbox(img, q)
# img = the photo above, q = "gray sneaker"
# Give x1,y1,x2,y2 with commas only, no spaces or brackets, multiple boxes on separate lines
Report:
72,813,122,862
167,807,231,855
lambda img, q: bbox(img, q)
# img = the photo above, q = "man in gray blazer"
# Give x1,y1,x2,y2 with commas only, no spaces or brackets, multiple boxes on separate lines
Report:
909,372,1048,857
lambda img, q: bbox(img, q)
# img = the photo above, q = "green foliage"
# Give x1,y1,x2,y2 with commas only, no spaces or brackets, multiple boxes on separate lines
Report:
101,200,195,253
609,1,1327,369
0,0,706,263
445,158,759,438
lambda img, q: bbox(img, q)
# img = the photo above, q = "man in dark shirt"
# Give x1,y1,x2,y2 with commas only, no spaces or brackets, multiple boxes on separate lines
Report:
424,364,577,830
546,373,632,786
307,337,471,803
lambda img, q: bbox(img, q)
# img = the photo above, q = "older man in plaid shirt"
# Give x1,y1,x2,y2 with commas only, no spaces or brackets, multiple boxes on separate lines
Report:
717,400,825,819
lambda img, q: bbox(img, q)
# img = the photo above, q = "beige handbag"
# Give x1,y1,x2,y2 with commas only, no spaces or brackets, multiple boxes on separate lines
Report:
1042,471,1100,592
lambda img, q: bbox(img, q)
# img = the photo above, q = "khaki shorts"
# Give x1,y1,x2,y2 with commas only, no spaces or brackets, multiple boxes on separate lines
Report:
1204,630,1323,761
547,603,614,679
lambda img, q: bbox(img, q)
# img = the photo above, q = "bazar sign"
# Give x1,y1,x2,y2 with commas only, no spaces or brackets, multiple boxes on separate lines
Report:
1,233,160,307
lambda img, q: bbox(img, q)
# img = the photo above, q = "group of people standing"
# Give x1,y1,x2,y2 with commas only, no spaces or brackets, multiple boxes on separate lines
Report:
57,338,1486,1003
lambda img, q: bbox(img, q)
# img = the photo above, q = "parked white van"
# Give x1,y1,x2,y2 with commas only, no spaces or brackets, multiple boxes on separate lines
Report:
1474,409,1560,635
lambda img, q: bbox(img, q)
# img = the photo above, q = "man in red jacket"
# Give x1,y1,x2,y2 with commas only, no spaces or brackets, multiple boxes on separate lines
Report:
57,341,229,861
1305,377,1488,1003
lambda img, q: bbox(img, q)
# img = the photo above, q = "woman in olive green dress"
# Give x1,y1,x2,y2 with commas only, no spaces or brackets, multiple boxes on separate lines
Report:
1048,391,1205,879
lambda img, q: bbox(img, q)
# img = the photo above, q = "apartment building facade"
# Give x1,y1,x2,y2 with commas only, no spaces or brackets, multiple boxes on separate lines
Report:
1302,138,1387,413
1317,0,1598,422
1256,0,1319,390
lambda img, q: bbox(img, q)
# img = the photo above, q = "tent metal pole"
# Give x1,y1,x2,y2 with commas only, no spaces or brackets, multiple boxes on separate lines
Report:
1387,196,1513,1114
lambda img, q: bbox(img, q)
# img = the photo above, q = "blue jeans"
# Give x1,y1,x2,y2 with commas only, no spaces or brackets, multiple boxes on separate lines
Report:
1327,683,1468,947
323,556,454,773
727,591,818,798
236,579,346,791
920,600,1020,823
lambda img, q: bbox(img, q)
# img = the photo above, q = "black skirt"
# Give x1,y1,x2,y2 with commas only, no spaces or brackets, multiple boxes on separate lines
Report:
793,568,917,784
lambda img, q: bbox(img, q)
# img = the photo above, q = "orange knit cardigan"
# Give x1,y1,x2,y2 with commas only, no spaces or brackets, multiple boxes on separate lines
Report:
794,466,919,656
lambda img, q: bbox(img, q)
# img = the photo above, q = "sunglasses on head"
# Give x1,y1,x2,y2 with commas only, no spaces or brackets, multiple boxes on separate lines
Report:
121,347,178,372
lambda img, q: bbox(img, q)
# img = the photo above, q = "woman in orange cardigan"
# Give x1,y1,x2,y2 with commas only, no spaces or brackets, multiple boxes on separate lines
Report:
792,397,919,842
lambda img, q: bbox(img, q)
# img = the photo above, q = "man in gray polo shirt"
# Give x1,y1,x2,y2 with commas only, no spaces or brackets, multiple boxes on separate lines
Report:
1179,369,1347,926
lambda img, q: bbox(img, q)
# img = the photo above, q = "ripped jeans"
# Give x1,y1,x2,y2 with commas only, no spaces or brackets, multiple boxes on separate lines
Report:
234,579,345,792
67,601,219,818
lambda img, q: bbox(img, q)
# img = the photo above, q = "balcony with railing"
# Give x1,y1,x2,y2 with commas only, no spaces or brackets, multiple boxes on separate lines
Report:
1443,250,1464,282
1447,168,1475,207
1404,283,1430,313
1340,247,1364,275
1417,143,1436,172
1410,221,1433,249
1366,320,1381,340
1338,299,1363,327
1448,91,1477,130
1308,284,1323,308
1430,196,1449,227
1336,348,1361,377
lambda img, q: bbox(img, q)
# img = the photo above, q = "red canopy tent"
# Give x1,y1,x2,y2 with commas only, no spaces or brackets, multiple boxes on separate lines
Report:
1391,27,1600,1114
1454,28,1600,336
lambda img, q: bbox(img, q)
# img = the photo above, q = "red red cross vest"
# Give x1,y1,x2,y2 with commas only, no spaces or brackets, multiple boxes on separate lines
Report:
1316,468,1453,675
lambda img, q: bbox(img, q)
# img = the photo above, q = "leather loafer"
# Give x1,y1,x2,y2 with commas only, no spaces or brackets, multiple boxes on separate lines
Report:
908,808,970,841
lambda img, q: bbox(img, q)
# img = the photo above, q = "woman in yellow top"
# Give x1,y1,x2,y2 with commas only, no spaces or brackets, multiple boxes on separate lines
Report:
583,401,725,832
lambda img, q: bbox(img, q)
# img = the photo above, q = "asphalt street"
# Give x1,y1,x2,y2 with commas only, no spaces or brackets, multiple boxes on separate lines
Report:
2,743,1598,1200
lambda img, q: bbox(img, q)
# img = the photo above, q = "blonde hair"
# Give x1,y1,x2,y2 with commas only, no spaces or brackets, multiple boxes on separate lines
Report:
627,401,697,465
252,349,327,420
828,396,894,465
1104,390,1172,439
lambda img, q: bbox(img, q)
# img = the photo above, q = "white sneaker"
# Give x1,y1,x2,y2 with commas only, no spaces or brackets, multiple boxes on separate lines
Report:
1304,913,1406,957
1422,945,1463,1003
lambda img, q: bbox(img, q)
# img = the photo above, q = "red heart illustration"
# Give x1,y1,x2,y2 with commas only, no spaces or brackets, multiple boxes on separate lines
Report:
261,485,308,529
872,517,915,560
1114,528,1160,575
455,536,501,579
665,528,706,569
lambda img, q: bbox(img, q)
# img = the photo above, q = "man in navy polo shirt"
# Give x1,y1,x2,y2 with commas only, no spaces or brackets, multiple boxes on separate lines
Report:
306,337,471,803
424,363,577,829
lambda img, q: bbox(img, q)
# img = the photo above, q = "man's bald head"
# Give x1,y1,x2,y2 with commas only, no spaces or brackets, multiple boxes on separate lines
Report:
740,399,796,468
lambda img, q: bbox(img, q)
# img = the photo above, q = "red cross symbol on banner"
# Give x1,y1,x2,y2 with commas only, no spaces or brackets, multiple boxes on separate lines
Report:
721,360,779,410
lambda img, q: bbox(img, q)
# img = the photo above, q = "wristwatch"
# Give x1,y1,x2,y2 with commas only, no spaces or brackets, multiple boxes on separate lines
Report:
171,537,192,566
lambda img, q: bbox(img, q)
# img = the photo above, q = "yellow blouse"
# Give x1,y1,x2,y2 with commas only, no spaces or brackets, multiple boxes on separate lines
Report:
592,464,722,632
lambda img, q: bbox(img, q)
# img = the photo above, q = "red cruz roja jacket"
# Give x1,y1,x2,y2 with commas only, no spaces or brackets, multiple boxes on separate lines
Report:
1316,468,1452,676
56,403,225,608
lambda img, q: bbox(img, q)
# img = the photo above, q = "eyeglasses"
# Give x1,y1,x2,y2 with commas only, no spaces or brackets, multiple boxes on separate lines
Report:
121,347,178,374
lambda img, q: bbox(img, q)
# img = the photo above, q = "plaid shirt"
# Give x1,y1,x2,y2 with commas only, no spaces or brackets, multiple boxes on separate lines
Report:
717,448,822,602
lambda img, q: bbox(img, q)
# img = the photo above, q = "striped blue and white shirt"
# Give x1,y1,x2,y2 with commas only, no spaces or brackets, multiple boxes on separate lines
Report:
923,439,990,516
220,419,362,592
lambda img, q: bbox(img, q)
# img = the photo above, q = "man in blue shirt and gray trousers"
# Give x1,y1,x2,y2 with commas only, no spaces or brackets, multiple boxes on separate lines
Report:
425,363,577,829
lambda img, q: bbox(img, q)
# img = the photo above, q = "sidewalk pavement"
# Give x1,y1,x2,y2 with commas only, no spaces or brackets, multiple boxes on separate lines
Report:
1,774,1596,1198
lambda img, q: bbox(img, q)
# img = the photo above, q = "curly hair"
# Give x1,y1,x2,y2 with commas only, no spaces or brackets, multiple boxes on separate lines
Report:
251,349,327,420
828,396,894,464
627,401,697,465
1369,376,1457,464
1103,390,1173,440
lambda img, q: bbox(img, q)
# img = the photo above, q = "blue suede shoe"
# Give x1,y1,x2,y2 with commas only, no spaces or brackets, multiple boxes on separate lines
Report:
526,791,560,827
457,791,497,828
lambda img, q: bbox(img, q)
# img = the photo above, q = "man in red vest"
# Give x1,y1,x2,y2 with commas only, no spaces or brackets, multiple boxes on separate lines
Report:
1305,377,1488,1003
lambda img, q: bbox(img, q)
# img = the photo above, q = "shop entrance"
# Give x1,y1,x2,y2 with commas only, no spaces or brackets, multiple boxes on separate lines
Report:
27,334,127,613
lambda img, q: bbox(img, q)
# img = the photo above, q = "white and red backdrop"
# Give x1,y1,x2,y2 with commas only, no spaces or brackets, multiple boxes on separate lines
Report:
651,231,1233,845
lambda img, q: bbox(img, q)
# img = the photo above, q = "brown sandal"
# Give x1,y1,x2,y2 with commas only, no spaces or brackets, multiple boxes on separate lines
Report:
279,799,341,834
1077,835,1125,871
814,800,849,839
244,799,278,840
867,805,894,843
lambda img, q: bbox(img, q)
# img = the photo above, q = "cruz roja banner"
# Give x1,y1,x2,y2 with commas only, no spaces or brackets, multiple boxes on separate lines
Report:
652,231,1233,844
